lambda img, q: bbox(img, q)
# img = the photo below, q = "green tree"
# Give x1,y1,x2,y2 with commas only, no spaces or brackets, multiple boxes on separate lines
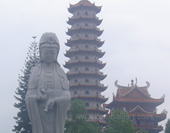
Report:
65,99,103,133
165,119,170,133
105,110,135,133
13,37,39,133
137,129,148,133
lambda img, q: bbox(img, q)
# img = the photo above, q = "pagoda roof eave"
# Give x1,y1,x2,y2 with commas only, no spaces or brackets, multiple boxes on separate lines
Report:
68,1,102,14
70,84,108,92
64,60,106,69
67,17,103,26
105,96,164,109
67,72,107,80
65,38,104,47
65,49,105,58
66,27,103,36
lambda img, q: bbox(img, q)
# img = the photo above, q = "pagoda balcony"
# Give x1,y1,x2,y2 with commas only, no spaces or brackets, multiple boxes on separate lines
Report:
86,107,108,114
67,16,102,26
69,82,107,92
67,71,107,80
64,59,106,69
67,26,103,36
72,94,108,103
65,48,105,58
65,37,104,47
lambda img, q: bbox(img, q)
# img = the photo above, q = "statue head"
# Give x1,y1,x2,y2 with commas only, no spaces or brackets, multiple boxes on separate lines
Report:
39,32,60,64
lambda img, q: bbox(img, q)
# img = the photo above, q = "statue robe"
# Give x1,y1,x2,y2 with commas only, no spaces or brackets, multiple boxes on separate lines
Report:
25,63,71,133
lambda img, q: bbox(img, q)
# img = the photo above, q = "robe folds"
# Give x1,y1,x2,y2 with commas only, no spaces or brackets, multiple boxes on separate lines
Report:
25,63,71,133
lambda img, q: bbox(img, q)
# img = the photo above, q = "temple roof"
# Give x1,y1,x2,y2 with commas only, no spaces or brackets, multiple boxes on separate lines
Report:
68,0,101,14
105,80,165,108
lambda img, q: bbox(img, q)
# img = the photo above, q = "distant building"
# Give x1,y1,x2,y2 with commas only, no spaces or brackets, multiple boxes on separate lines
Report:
64,0,108,125
105,80,167,133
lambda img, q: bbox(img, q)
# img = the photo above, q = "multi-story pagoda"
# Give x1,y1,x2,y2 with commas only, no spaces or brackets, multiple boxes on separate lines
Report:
105,80,167,133
64,0,108,124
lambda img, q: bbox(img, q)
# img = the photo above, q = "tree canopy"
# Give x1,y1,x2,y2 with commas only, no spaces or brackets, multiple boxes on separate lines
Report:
165,119,170,133
13,37,39,133
104,110,135,133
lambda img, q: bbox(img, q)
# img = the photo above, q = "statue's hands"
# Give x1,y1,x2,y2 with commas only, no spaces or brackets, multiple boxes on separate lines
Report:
44,98,55,112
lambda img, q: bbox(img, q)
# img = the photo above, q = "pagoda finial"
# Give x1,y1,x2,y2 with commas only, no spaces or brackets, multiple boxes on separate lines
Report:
131,79,134,86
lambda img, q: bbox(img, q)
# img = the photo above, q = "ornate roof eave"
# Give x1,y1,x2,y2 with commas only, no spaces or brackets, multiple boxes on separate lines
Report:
155,113,167,122
111,96,164,106
115,80,151,98
67,72,107,80
65,38,104,47
66,27,103,36
68,1,102,14
65,49,105,58
69,83,108,92
64,60,106,69
72,95,108,103
67,16,103,26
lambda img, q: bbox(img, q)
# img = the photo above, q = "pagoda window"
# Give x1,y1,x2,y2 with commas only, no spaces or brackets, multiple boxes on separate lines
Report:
74,91,77,95
95,80,98,83
86,115,89,119
85,102,89,107
95,68,98,72
85,79,89,83
76,35,79,37
75,45,79,49
96,104,99,107
97,116,100,119
74,79,78,83
96,92,98,95
85,67,89,71
85,91,89,95
77,12,80,16
76,24,79,27
85,56,89,60
85,12,88,16
85,23,88,27
75,56,79,60
85,34,88,38
85,45,89,49
74,68,78,72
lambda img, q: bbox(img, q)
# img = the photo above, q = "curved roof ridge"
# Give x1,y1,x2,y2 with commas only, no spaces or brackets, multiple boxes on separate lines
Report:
130,105,156,114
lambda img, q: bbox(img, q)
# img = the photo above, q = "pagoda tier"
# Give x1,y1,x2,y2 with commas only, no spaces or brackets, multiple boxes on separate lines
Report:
68,0,101,14
72,95,108,103
105,80,167,133
65,38,104,47
65,48,105,58
69,83,108,92
64,60,106,69
66,27,103,36
67,16,103,26
65,0,107,124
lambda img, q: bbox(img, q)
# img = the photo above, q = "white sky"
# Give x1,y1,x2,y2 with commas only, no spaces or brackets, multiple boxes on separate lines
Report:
0,0,170,132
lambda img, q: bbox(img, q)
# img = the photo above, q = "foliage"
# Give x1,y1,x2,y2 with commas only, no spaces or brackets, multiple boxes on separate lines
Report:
165,119,170,133
65,99,103,133
104,110,135,133
137,129,148,133
13,37,39,133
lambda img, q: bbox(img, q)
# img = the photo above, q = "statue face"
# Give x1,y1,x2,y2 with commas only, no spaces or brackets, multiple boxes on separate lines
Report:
41,44,59,63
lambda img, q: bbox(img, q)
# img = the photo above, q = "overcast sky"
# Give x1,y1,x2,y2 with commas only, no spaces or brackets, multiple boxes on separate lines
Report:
0,0,170,132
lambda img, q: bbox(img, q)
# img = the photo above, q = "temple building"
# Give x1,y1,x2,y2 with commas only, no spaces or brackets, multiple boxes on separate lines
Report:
64,0,108,124
105,80,167,133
